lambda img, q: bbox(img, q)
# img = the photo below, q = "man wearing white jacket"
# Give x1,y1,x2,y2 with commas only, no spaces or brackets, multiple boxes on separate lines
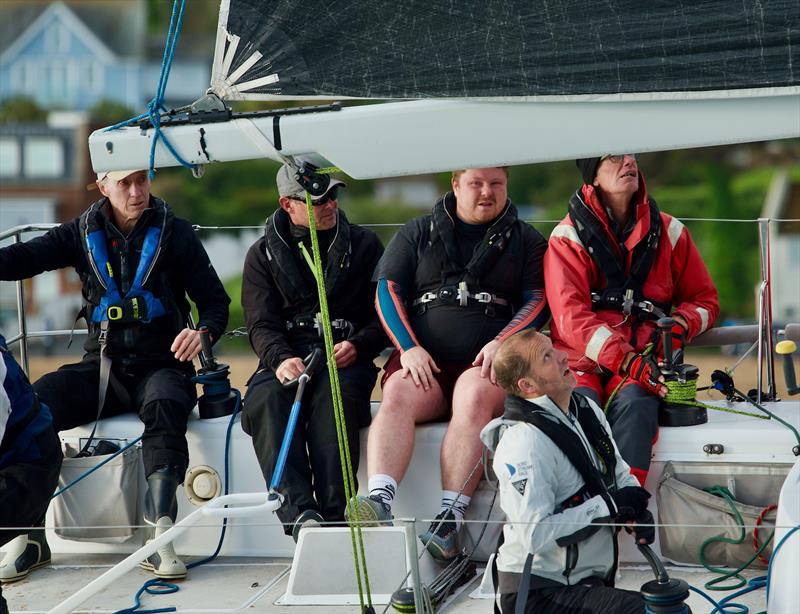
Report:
482,330,653,613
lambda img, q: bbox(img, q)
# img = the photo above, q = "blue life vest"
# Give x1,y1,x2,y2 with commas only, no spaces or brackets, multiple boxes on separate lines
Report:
81,200,171,325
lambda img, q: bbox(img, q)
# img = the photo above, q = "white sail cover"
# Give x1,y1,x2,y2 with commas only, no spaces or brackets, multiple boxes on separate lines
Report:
211,0,799,100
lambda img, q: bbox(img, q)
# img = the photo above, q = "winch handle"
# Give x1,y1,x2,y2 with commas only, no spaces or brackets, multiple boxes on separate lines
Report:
637,543,669,584
657,317,676,374
198,326,216,369
776,340,800,396
282,347,326,388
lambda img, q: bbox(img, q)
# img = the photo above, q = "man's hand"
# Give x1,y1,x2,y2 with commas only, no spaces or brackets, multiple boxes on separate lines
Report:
473,339,502,384
333,340,357,368
171,328,203,362
653,318,687,359
623,352,667,398
631,509,656,545
276,357,305,383
609,485,651,522
399,346,441,391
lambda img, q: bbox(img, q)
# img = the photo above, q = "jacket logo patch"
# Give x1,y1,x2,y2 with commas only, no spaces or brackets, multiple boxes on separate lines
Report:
505,463,516,477
511,478,528,495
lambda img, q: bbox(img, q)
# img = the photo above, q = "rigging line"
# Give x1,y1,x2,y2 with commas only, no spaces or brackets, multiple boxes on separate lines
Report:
380,453,488,614
303,182,374,611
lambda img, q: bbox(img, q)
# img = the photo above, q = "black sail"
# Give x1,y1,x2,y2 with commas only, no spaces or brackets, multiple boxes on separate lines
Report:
214,0,799,99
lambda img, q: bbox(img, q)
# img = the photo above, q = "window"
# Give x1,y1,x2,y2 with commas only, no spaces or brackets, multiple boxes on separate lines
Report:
45,21,70,53
0,139,21,177
24,137,64,178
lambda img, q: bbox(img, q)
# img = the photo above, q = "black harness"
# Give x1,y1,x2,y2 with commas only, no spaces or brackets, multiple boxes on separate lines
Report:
494,393,621,614
263,208,352,311
413,193,517,317
568,191,669,320
502,392,617,502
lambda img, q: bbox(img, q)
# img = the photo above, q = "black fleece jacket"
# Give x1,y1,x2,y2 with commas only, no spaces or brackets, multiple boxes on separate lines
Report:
241,209,387,372
0,197,230,363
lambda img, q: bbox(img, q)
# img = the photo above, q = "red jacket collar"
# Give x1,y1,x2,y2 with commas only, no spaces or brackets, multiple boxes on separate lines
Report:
580,172,651,250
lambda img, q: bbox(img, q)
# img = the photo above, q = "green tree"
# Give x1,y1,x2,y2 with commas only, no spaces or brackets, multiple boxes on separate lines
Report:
0,95,46,123
88,100,136,128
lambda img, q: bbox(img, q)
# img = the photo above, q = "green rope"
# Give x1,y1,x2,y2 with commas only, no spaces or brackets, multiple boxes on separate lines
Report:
604,345,767,420
699,485,775,591
664,379,768,420
303,168,374,611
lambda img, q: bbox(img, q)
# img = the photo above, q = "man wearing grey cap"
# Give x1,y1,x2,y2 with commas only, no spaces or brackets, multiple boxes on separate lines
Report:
240,164,386,540
0,168,230,581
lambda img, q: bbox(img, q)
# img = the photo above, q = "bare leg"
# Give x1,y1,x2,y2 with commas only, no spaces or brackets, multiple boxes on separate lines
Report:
440,367,506,496
367,371,448,483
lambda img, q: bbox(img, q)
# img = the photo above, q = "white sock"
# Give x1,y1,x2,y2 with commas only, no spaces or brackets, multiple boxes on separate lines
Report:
368,474,397,507
441,490,471,529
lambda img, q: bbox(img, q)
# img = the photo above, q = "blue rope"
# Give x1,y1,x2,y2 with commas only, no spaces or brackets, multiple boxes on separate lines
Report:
112,579,179,614
112,390,241,614
51,436,143,499
103,0,196,178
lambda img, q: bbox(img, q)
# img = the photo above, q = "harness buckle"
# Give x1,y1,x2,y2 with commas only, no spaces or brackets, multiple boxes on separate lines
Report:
107,305,123,321
457,281,469,307
437,285,458,305
473,292,493,304
639,301,655,314
622,289,634,316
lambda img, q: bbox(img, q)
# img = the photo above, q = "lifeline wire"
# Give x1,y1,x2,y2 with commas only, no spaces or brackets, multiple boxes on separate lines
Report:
304,173,374,612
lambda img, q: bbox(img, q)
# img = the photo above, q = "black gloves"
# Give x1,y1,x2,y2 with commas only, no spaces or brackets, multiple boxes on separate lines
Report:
607,485,651,521
632,509,656,545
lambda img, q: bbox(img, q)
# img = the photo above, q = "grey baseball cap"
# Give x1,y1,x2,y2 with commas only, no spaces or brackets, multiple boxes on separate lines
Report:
276,164,346,199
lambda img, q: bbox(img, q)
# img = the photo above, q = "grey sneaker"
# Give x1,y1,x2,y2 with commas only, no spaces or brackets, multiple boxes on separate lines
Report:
419,511,459,561
345,495,393,526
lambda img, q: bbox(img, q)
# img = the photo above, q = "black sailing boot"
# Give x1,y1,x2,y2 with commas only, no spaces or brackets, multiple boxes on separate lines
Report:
0,527,51,583
139,466,187,579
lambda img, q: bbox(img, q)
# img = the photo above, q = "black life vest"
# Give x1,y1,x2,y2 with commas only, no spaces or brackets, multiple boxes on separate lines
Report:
80,198,173,325
503,392,617,499
263,208,352,308
412,193,522,313
568,191,669,320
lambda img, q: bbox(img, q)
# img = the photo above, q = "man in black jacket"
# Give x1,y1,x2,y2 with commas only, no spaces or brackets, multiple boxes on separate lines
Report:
0,169,230,580
240,164,385,541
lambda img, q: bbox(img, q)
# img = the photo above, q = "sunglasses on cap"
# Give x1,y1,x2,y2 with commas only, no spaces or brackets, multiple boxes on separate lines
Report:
289,186,340,206
600,153,640,164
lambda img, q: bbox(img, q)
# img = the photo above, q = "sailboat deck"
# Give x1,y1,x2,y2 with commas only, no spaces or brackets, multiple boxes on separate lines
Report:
5,553,772,613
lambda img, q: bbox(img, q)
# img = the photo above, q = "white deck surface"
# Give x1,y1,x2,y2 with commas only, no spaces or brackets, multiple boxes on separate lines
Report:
4,553,772,613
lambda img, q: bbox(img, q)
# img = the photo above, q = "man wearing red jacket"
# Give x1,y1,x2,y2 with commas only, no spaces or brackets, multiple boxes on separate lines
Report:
544,154,719,485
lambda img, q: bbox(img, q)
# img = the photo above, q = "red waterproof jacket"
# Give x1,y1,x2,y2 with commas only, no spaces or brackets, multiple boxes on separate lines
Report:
545,175,719,375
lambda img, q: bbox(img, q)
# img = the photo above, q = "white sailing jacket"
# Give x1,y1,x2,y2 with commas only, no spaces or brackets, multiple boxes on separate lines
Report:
480,394,640,591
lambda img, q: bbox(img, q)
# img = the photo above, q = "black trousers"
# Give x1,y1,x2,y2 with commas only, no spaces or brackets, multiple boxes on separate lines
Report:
500,579,645,614
241,362,376,534
0,426,62,613
577,384,659,476
33,359,196,477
